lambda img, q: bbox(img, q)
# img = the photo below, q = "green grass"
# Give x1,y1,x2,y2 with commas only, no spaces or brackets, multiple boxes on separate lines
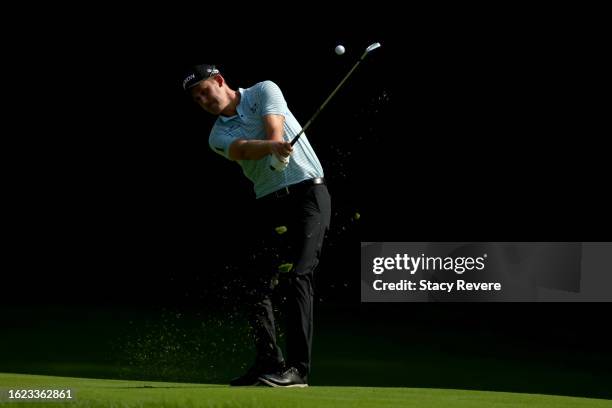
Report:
2,306,612,400
1,373,611,408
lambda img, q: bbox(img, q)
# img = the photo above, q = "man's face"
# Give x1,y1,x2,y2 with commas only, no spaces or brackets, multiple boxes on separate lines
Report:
190,77,226,115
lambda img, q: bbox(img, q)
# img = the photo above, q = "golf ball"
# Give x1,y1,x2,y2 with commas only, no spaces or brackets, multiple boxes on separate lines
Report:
335,45,345,55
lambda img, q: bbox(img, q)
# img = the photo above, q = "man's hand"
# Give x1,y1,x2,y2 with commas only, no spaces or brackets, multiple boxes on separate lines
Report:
263,114,292,171
269,140,293,160
268,141,292,171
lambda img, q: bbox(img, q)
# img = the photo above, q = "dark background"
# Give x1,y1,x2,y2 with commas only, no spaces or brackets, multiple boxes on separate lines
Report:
3,8,610,399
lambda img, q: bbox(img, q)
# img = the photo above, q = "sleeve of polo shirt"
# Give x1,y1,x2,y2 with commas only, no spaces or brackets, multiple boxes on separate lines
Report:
259,81,289,116
208,127,235,160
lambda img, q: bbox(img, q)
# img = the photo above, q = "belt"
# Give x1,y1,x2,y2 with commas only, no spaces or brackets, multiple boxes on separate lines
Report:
266,177,326,199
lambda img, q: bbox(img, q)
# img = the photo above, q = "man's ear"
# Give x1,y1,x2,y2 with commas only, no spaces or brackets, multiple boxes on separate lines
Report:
212,74,225,87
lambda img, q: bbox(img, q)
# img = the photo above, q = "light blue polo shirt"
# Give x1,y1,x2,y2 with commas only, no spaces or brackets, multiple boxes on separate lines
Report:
208,81,324,199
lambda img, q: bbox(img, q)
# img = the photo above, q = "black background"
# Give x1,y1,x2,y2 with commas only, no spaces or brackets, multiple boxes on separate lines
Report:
2,6,611,397
5,10,607,305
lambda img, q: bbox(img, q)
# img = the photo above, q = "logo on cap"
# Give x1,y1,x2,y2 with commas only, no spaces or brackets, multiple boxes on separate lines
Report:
183,65,220,91
182,74,196,90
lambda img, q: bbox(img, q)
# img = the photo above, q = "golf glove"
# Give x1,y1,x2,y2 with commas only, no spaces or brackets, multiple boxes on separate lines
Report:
269,153,290,172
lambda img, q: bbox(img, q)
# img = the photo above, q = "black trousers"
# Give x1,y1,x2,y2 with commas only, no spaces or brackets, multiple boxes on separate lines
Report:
246,181,331,377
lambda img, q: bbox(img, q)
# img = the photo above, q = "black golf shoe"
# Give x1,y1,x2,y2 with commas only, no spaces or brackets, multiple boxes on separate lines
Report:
258,367,308,388
229,362,284,386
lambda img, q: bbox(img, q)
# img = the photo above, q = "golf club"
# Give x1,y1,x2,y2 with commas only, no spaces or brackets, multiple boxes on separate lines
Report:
291,42,381,146
270,42,382,171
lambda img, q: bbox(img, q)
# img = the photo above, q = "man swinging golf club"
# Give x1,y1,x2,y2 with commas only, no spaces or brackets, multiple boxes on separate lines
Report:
184,65,330,388
183,42,379,387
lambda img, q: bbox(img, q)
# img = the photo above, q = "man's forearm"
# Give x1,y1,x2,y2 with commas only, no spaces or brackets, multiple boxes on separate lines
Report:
229,139,272,161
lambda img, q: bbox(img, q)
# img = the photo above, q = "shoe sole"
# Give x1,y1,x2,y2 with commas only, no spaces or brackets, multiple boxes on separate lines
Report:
257,377,308,388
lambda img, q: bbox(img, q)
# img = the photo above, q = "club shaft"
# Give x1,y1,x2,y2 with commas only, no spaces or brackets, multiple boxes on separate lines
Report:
290,50,371,147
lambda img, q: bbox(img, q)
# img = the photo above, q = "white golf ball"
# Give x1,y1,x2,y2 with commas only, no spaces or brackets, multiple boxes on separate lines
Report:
335,45,345,55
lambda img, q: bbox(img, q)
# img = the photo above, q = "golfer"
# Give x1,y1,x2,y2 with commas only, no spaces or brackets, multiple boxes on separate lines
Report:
183,64,331,387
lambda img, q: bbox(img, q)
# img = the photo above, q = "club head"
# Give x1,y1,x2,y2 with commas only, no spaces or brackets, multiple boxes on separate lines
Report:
365,42,382,53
